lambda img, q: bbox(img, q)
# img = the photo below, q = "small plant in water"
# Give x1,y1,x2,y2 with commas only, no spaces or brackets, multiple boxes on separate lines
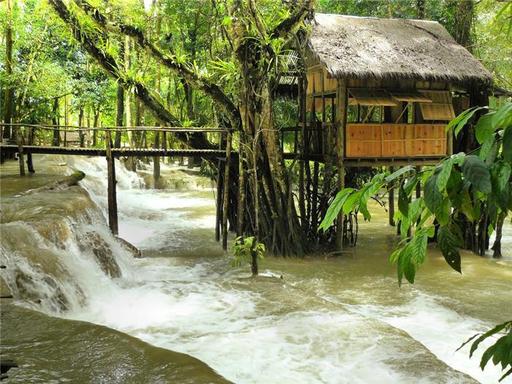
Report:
231,236,265,276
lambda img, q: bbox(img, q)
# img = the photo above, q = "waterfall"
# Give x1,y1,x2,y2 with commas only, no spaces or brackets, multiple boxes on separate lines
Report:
0,156,141,313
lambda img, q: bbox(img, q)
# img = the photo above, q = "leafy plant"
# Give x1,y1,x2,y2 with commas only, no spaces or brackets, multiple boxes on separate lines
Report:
232,236,265,275
458,321,512,382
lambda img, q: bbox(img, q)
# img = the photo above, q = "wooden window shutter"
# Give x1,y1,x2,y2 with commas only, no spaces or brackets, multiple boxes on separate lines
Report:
418,91,455,121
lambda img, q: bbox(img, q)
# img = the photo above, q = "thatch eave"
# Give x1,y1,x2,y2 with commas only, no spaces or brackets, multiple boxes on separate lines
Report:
307,14,493,89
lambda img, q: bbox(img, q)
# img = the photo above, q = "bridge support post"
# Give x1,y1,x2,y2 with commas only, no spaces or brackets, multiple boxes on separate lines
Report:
17,127,25,176
106,130,118,235
222,132,232,251
215,159,223,243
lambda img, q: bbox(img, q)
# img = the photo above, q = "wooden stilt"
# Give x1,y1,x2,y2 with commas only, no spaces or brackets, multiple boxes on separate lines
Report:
153,131,160,188
215,160,223,242
17,127,25,176
106,130,118,235
298,75,306,229
26,152,34,173
222,132,232,250
26,126,35,173
237,132,245,236
388,167,395,226
335,80,348,251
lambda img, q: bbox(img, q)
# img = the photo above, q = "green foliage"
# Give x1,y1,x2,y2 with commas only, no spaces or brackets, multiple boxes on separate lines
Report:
458,321,512,382
231,236,265,268
321,102,512,378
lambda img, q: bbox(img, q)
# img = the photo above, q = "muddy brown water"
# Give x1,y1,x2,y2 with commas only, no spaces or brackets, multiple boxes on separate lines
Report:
0,155,510,384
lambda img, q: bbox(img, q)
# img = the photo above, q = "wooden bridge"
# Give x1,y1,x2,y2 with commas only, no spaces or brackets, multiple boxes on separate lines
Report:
1,123,239,249
0,144,228,159
0,123,232,159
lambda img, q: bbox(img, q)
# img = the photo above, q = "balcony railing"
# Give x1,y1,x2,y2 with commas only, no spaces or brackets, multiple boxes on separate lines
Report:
346,123,448,158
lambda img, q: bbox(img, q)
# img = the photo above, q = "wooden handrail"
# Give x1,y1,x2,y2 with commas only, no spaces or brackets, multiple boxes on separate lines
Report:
0,123,227,133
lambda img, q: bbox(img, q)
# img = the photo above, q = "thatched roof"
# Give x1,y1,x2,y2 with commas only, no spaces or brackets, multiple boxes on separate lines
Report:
309,14,492,85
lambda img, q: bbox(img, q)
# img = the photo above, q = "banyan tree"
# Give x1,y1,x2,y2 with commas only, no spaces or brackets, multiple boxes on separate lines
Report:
47,1,493,256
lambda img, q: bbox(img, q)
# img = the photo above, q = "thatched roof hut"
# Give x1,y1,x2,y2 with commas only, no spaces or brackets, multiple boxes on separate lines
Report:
308,13,492,86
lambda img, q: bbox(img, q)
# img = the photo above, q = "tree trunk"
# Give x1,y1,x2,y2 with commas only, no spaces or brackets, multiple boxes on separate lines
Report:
52,98,60,146
78,107,85,147
452,0,474,51
416,0,425,19
92,108,99,146
492,213,505,258
3,0,14,142
115,83,124,148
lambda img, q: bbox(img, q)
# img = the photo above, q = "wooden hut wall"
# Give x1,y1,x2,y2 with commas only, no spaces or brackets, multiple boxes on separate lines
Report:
302,65,456,159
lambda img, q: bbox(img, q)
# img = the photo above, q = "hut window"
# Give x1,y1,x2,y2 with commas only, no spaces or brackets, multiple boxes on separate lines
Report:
389,90,432,103
348,89,399,107
418,90,455,121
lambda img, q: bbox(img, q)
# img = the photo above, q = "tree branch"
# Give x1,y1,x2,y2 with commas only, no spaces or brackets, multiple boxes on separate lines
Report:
48,0,213,149
270,0,313,39
74,0,241,131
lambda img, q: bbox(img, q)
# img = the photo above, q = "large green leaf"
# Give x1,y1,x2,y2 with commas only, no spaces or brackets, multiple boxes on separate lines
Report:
491,161,512,210
393,227,432,285
479,135,497,163
447,106,486,137
438,225,462,273
424,173,444,215
462,155,492,194
492,102,512,130
437,158,453,192
475,113,496,144
437,197,452,225
385,165,414,183
319,188,354,231
398,184,409,217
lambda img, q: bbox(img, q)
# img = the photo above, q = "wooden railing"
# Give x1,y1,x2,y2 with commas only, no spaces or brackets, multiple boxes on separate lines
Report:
0,123,227,149
345,123,449,158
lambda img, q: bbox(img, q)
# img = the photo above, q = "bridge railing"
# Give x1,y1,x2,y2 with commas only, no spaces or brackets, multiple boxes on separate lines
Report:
0,123,228,151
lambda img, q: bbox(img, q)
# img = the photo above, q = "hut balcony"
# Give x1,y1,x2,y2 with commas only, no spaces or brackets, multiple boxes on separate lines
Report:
345,122,448,158
343,89,454,159
304,86,456,161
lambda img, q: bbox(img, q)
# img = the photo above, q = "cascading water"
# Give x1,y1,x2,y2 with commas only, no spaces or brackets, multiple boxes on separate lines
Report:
1,155,510,384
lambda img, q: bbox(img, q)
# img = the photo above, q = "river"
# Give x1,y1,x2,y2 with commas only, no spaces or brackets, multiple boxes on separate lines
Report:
1,155,510,383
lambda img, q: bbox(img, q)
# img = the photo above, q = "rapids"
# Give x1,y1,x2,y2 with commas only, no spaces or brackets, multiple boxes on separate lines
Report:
1,155,511,384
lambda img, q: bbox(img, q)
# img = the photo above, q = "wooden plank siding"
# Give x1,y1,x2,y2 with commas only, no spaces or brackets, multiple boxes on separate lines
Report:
346,123,447,158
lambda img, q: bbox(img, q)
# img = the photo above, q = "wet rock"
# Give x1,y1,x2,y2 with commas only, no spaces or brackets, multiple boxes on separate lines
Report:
13,269,69,312
78,232,122,278
0,276,12,298
116,237,142,258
